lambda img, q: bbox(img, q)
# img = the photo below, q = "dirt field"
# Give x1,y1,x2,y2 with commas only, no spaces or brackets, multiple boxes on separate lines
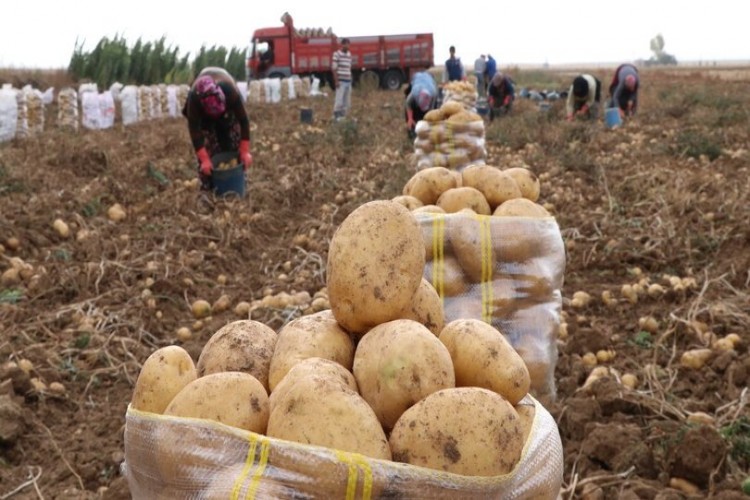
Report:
1,67,749,499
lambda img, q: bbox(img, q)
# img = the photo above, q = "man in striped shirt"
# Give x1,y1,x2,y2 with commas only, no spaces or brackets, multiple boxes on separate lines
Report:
332,38,352,120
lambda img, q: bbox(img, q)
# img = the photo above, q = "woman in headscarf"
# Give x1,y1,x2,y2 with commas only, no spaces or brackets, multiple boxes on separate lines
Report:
488,72,515,121
608,63,639,118
183,67,252,190
404,72,438,139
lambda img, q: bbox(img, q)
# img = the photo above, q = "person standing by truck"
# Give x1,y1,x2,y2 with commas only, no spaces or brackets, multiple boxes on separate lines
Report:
332,38,353,120
182,67,252,191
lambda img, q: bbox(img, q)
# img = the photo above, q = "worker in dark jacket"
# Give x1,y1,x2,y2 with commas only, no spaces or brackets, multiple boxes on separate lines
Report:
488,72,515,121
183,67,252,190
566,74,602,121
608,63,639,118
442,46,465,83
404,72,438,138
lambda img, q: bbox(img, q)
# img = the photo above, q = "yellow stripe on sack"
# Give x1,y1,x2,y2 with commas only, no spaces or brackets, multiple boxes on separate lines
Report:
432,214,445,301
231,433,259,500
478,214,493,323
352,455,374,500
334,451,359,500
245,437,270,500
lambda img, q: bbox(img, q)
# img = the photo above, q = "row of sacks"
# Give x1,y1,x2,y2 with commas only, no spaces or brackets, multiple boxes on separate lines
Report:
0,75,321,142
0,84,54,142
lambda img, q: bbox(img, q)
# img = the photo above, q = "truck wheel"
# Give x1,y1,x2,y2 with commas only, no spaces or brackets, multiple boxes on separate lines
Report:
359,71,380,91
383,70,403,91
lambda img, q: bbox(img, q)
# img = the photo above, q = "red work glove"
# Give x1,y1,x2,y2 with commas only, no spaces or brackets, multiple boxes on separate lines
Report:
196,147,212,176
406,108,415,129
488,96,495,107
239,140,252,170
566,114,574,122
577,104,589,116
502,95,511,106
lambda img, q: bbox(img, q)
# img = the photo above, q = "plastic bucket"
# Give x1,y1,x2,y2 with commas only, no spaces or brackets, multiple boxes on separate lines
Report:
604,107,622,129
211,152,246,198
300,107,313,124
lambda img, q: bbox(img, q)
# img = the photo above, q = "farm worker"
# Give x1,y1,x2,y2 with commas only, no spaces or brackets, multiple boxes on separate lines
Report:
332,38,353,120
484,54,497,93
566,74,602,121
473,55,487,96
607,63,639,118
183,67,252,191
404,72,438,138
442,46,465,83
488,72,515,121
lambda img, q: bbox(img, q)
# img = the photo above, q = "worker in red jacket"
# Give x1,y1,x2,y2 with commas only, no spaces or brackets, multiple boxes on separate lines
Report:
183,67,252,190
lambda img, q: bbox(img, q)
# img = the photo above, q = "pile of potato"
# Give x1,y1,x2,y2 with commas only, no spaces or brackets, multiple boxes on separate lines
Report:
441,80,478,111
157,84,169,117
15,89,28,139
137,86,152,121
130,200,543,493
57,88,79,132
394,165,564,402
176,84,190,112
248,80,264,104
24,87,44,136
414,101,486,170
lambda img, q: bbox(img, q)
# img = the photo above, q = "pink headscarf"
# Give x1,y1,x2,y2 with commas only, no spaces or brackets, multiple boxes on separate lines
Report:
194,75,226,117
417,90,432,111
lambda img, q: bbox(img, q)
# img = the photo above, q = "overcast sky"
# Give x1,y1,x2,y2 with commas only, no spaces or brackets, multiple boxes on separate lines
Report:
2,1,748,69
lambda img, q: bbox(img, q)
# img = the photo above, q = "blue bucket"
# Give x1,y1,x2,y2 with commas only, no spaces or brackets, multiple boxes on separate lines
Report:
605,107,622,129
300,107,313,124
211,152,246,198
476,105,489,117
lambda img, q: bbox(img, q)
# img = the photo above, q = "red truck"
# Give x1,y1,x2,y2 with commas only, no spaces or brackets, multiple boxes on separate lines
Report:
247,13,434,90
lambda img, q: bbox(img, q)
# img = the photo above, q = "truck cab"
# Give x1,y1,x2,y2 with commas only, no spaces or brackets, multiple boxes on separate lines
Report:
248,25,293,80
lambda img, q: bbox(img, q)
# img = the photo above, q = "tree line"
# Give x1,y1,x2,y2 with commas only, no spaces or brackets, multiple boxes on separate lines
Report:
68,35,247,89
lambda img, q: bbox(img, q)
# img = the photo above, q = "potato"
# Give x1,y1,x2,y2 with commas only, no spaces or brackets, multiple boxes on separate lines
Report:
268,310,355,391
412,204,446,215
436,187,491,215
205,463,300,500
353,319,455,431
424,256,469,297
267,375,391,460
391,195,423,211
439,319,530,404
462,165,522,208
448,214,496,283
493,198,550,218
131,346,197,414
196,320,277,391
504,167,541,202
403,167,458,206
164,372,269,433
423,109,444,122
389,387,524,476
269,356,357,411
327,201,425,334
396,278,445,336
440,100,464,117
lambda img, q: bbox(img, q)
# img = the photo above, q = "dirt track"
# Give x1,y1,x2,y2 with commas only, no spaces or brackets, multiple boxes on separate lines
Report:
1,68,749,499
